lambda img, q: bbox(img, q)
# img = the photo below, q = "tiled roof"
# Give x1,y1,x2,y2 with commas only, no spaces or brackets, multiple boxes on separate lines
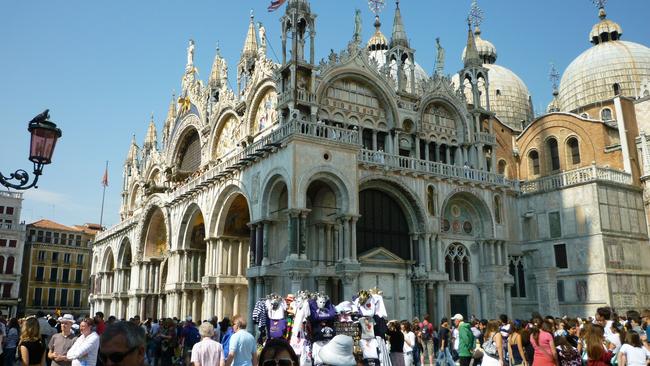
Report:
28,219,80,232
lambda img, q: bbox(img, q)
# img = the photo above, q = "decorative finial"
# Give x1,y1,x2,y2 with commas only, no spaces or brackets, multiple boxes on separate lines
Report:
250,9,254,19
592,0,607,19
150,111,154,121
395,0,400,9
368,0,385,15
469,0,484,30
549,62,560,95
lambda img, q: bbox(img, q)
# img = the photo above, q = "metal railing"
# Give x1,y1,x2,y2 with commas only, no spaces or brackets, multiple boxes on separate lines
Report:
519,164,632,194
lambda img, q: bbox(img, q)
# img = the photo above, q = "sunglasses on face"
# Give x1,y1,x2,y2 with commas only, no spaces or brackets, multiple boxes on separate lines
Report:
99,346,138,364
263,359,294,366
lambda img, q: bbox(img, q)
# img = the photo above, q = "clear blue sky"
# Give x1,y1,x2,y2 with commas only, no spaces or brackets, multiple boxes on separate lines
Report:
1,0,648,228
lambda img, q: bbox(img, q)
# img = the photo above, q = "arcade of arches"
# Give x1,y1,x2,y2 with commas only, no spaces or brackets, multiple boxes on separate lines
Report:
91,182,512,321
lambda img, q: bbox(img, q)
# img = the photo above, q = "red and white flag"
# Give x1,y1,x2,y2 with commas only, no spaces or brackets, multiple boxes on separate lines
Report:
268,0,286,12
101,166,109,187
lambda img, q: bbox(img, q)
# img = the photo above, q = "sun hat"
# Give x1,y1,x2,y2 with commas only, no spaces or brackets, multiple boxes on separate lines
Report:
451,314,464,321
58,314,75,323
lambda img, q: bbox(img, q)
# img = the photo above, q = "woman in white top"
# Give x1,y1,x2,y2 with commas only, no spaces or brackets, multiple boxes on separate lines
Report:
401,321,416,366
618,332,650,366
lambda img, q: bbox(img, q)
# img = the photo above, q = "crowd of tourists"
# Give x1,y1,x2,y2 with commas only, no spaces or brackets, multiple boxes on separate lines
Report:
0,306,648,366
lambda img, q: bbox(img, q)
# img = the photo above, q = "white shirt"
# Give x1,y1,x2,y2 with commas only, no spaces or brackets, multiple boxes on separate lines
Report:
403,331,415,353
191,338,224,366
66,331,99,366
606,333,622,354
618,344,650,366
452,328,460,350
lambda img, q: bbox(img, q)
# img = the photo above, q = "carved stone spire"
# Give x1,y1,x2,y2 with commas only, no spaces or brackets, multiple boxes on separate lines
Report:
241,10,258,60
463,19,482,68
144,114,158,150
390,0,409,48
126,134,139,164
209,44,228,90
162,94,176,149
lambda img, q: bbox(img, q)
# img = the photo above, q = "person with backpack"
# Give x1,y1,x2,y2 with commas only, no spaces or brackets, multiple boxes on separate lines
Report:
420,315,435,366
181,317,200,366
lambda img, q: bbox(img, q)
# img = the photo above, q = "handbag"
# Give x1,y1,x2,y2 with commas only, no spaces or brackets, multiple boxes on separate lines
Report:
482,335,498,358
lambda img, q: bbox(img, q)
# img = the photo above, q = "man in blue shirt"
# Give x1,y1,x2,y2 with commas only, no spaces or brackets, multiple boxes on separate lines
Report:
225,315,258,366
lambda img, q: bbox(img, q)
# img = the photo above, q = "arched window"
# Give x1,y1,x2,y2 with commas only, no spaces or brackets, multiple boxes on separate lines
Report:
601,108,613,121
509,256,527,298
547,138,560,171
445,244,470,282
494,195,502,224
567,137,580,165
497,160,507,176
528,150,540,175
0,256,4,274
5,256,14,274
426,185,436,216
613,83,621,96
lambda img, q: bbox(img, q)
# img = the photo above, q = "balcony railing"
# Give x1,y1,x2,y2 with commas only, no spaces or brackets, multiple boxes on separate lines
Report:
519,164,632,194
358,149,510,187
475,131,497,145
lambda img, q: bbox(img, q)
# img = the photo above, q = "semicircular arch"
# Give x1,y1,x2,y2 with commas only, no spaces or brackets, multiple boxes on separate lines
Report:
419,95,472,143
358,176,428,233
296,167,353,213
208,183,253,238
316,68,399,129
439,191,494,238
247,81,278,135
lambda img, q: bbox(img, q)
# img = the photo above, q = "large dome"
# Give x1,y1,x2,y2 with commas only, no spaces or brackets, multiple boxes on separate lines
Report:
557,40,650,112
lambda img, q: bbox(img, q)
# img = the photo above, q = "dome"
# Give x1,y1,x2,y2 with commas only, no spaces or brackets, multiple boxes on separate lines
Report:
369,50,429,92
557,40,650,112
367,16,389,51
462,28,497,64
589,8,622,45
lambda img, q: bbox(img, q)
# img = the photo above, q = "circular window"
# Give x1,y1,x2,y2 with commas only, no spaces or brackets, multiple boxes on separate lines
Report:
463,221,473,234
442,219,450,232
323,153,330,161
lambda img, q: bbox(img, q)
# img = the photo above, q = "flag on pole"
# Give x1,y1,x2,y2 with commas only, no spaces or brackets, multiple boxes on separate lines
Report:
268,0,286,12
101,165,109,187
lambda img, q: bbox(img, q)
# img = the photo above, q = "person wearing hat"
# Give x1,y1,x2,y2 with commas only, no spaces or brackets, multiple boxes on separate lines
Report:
452,314,475,366
318,335,357,366
48,314,78,366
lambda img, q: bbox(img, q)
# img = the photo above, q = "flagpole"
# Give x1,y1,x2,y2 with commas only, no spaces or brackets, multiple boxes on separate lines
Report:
100,160,108,229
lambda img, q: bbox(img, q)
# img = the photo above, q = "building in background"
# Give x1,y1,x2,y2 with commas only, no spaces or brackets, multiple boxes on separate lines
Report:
20,220,100,316
90,0,650,322
0,191,25,317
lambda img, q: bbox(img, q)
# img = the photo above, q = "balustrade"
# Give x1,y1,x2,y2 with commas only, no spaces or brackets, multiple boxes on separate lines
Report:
520,164,632,194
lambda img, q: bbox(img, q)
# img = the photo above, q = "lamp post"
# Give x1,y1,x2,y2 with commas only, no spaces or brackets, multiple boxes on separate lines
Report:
0,110,62,190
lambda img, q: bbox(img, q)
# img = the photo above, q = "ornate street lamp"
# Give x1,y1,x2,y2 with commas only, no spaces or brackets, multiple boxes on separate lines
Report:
0,110,62,190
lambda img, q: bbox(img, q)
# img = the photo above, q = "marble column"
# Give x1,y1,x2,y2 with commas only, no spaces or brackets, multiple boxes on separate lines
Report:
423,234,432,271
372,130,378,150
216,286,224,318
317,224,326,266
350,216,358,262
256,223,263,266
249,223,257,267
227,240,233,276
217,239,224,275
299,211,308,258
262,221,270,265
436,282,445,323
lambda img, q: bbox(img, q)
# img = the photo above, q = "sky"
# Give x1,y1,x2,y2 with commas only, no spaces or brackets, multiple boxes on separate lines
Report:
1,0,648,228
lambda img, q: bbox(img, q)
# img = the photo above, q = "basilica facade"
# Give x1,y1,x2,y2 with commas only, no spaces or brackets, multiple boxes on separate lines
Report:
90,0,650,323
